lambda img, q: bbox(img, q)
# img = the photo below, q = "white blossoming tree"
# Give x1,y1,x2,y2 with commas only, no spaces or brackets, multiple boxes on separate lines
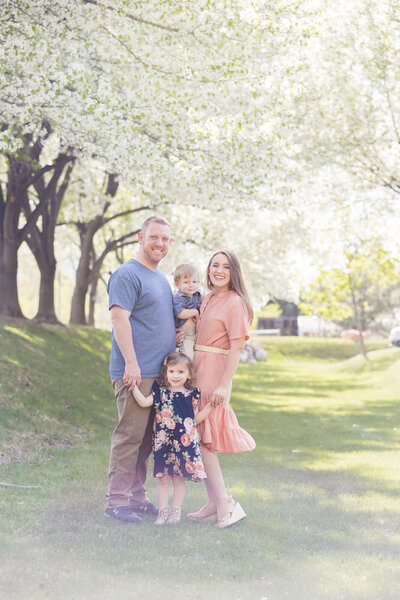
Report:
289,0,400,210
0,0,317,319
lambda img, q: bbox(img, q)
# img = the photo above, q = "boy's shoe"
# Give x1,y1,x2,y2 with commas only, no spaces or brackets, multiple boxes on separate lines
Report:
105,506,142,523
167,506,181,524
154,507,169,526
131,501,158,517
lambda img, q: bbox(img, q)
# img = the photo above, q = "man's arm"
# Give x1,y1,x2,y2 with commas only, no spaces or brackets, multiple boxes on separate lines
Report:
110,305,141,390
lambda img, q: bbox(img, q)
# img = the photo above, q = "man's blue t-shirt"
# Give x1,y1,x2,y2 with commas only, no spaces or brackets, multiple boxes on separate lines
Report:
108,259,176,379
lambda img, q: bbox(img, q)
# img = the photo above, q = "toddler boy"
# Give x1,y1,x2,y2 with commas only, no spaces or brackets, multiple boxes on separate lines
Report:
173,264,202,360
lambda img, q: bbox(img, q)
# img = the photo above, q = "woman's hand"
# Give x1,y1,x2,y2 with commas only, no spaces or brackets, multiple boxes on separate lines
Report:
211,386,229,407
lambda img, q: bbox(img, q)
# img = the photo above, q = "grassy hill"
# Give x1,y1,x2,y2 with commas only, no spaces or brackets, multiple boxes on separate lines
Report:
0,318,114,465
1,317,399,600
1,319,386,467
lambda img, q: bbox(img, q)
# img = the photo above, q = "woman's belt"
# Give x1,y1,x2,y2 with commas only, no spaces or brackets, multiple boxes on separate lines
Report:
194,344,229,356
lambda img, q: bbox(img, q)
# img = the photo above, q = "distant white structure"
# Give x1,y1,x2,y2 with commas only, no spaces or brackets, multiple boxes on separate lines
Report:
389,325,400,347
297,315,340,337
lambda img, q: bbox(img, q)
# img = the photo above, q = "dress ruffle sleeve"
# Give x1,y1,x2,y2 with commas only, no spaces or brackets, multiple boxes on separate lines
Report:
224,296,250,341
191,387,201,411
151,380,161,410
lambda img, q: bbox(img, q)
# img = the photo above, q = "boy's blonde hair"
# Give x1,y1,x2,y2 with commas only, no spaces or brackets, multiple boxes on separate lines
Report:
173,263,200,286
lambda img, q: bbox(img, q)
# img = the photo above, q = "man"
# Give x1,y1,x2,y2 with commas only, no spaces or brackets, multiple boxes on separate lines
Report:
105,216,177,523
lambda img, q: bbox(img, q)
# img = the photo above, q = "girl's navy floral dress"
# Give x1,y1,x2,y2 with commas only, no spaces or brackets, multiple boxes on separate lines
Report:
152,381,206,481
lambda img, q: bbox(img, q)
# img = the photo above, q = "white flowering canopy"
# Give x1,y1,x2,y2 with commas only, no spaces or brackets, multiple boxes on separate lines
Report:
1,0,317,207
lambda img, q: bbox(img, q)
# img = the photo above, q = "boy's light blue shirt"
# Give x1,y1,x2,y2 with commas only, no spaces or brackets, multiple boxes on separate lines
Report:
173,290,202,328
108,259,176,379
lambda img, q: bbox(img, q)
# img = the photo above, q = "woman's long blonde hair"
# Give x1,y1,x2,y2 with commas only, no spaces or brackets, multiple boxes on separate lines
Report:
206,250,253,323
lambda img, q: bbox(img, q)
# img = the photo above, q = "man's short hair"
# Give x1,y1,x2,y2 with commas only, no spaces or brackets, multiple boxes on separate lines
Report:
141,216,171,234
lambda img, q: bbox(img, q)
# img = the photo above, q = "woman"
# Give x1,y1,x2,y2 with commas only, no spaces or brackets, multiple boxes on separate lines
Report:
188,250,256,528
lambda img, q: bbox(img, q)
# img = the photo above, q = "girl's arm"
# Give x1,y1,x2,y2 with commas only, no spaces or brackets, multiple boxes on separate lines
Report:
211,337,246,407
132,385,154,408
195,402,212,425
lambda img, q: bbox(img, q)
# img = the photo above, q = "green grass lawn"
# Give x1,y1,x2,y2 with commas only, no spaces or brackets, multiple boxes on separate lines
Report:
1,319,399,600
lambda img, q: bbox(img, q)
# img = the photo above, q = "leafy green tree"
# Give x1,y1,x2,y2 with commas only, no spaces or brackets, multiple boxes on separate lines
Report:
300,239,400,357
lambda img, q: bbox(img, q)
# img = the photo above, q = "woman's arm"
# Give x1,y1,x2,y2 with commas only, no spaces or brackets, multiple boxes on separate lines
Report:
211,337,246,407
195,402,212,424
132,385,154,408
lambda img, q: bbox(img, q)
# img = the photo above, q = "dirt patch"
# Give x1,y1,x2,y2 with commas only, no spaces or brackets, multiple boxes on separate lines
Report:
0,417,91,464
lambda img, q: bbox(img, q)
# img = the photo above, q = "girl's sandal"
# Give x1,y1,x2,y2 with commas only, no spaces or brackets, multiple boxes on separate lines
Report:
167,506,181,524
154,506,169,526
187,504,217,523
216,500,246,529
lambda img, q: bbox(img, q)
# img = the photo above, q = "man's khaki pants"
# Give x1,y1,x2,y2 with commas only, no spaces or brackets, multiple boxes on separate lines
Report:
106,378,155,509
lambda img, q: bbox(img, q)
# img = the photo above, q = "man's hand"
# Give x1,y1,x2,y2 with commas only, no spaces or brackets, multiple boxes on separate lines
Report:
123,361,142,391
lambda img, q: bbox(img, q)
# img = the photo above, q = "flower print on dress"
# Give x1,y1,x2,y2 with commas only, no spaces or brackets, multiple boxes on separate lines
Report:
151,381,206,482
185,461,195,474
181,433,191,447
184,417,194,431
154,429,168,451
189,426,198,442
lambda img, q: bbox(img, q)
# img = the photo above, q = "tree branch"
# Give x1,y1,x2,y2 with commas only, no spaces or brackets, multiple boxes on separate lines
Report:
0,481,42,489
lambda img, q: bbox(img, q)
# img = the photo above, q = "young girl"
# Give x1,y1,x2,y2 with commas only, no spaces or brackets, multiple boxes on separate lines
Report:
133,352,212,525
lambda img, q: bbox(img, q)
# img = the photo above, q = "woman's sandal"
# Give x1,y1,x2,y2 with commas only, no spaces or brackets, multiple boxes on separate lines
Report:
216,500,246,529
187,504,218,523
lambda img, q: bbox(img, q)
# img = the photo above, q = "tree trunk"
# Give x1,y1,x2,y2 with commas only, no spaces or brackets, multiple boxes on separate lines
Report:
24,160,74,324
69,276,90,325
88,274,99,327
0,184,4,310
69,217,101,325
0,125,67,319
69,174,119,326
1,189,24,317
1,238,23,317
35,262,58,323
24,221,59,323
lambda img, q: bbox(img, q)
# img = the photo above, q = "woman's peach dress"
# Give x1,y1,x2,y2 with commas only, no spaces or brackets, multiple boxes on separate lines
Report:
193,290,256,453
